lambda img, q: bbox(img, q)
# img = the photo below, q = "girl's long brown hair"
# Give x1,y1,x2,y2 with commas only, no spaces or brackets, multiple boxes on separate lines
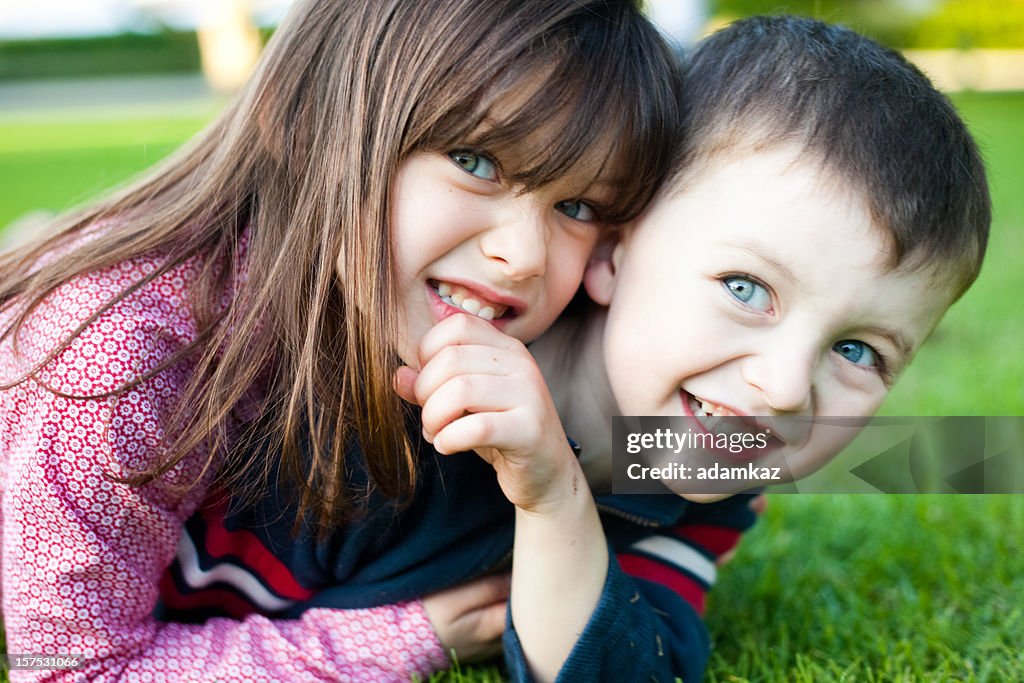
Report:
0,0,680,530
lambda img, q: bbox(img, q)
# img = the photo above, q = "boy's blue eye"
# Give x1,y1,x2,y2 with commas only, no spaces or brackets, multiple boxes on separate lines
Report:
724,276,772,312
555,199,596,222
833,340,878,367
448,150,498,181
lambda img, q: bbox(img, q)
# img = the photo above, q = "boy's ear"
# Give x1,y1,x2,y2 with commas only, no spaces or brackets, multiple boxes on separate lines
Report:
583,233,624,306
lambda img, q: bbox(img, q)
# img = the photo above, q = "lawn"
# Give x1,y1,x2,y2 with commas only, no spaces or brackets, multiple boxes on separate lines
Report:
1,92,1021,682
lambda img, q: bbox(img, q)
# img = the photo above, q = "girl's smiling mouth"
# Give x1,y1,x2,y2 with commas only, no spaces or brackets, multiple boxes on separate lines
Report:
427,279,522,323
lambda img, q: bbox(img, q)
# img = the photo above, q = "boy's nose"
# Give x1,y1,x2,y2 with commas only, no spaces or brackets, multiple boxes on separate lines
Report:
742,345,815,415
479,204,548,281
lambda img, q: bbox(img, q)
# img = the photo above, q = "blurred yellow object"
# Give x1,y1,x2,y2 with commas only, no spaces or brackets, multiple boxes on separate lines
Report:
904,49,1024,92
197,0,261,93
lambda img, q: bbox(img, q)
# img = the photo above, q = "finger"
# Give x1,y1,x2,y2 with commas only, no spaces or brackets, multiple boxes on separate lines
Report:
417,313,522,368
749,494,768,515
427,573,511,616
420,375,530,445
414,343,524,405
469,601,508,645
432,409,538,457
394,366,419,404
470,573,512,606
716,548,737,567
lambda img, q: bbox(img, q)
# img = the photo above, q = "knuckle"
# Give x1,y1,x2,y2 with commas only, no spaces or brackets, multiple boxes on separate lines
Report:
472,413,496,444
437,343,465,370
447,311,475,335
450,374,475,404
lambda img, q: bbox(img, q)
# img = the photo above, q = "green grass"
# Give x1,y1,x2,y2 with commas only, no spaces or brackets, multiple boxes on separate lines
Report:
879,92,1024,416
0,93,1021,682
0,108,216,230
706,495,1024,682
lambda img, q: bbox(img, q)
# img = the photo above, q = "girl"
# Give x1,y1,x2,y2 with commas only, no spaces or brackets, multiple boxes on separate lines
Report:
0,0,679,680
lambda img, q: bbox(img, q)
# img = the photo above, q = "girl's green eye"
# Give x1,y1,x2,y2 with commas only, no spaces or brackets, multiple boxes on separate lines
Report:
724,275,772,312
555,199,596,222
833,339,878,367
448,150,498,181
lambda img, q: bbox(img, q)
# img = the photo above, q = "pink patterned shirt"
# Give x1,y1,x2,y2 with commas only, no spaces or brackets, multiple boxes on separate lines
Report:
0,244,448,681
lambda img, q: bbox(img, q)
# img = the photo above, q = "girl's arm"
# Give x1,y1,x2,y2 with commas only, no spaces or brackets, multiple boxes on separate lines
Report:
500,495,761,683
398,313,610,682
0,272,447,682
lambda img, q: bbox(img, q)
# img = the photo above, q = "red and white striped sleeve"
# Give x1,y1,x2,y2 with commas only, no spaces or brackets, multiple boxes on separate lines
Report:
0,256,447,682
615,498,755,616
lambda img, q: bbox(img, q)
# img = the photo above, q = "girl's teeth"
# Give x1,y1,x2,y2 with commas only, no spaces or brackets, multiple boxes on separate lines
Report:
434,282,507,320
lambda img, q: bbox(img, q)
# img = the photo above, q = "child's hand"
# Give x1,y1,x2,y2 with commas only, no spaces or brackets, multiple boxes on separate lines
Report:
716,494,767,567
421,573,511,663
395,313,578,513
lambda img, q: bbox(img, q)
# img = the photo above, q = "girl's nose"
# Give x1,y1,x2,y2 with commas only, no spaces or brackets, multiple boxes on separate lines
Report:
479,204,548,280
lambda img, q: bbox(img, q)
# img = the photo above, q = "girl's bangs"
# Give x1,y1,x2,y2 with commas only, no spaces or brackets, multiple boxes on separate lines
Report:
423,36,676,225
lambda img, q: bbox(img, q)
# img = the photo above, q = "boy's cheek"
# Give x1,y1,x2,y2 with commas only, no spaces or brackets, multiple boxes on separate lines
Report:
788,422,872,480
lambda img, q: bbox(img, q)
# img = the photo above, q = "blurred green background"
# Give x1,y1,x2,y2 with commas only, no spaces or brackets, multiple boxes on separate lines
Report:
0,2,1021,681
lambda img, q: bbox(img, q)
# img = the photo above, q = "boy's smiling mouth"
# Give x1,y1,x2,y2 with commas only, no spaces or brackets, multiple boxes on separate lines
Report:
680,389,786,452
428,279,518,321
685,392,737,418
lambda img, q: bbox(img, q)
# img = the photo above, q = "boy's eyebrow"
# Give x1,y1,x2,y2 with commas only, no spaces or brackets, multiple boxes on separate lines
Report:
722,240,797,284
859,325,913,365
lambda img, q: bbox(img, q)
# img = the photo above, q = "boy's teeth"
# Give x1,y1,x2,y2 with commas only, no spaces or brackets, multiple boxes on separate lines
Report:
434,281,508,320
689,393,733,418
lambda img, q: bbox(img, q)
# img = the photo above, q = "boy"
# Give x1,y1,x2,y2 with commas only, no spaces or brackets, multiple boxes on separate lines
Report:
407,14,989,681
537,13,991,496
